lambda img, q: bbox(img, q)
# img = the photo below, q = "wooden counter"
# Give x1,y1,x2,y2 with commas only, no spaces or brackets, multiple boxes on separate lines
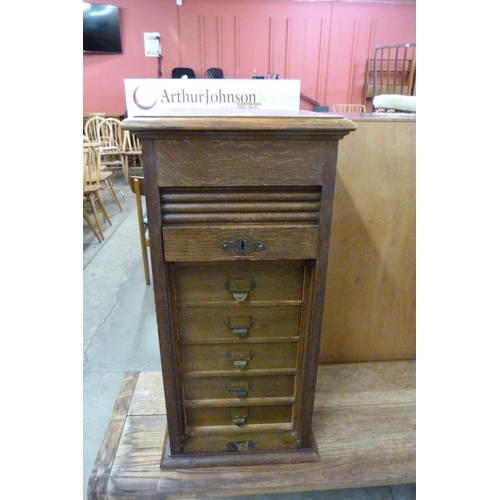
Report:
87,360,415,499
321,114,416,363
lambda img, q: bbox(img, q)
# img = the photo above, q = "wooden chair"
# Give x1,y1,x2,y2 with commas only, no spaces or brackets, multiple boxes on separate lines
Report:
130,176,150,285
83,141,112,241
85,115,107,143
364,43,416,107
83,144,103,243
83,135,123,212
331,104,366,114
97,118,125,177
121,129,143,183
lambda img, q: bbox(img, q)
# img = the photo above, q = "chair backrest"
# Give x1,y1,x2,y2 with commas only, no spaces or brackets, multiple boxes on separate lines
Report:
85,116,106,142
130,176,148,227
370,43,416,99
172,67,196,79
122,130,142,153
97,118,123,168
331,104,366,113
207,67,224,79
83,139,102,189
83,144,90,193
130,176,145,197
97,118,123,147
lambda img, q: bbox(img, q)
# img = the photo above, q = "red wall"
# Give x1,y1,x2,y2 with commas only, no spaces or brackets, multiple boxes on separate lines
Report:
83,0,416,116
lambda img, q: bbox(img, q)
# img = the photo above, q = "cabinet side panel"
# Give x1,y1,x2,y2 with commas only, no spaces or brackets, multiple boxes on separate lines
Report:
141,139,185,456
295,141,339,446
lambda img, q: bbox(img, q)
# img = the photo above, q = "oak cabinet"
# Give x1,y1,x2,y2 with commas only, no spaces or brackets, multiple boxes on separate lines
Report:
123,111,355,468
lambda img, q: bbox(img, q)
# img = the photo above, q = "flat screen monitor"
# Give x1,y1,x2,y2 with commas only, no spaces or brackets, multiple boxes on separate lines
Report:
83,3,122,54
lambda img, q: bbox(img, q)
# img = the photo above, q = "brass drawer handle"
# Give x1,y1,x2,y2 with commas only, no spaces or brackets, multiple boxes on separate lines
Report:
226,378,253,398
227,407,250,426
225,315,255,337
226,348,254,370
221,236,265,256
224,277,256,302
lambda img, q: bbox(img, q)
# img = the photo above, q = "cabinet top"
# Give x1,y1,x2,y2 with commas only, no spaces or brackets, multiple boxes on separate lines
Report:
122,110,356,138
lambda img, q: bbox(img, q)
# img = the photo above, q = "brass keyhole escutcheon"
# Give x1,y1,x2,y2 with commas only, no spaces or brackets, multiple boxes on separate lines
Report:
220,236,266,256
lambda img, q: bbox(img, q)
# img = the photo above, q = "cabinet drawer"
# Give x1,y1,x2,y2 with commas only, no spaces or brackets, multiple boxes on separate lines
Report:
178,306,301,341
186,404,293,428
180,342,298,372
174,261,304,304
155,139,327,187
183,374,295,401
163,225,318,261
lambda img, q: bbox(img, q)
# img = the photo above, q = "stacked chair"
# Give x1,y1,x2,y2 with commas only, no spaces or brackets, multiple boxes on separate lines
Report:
83,114,144,243
83,138,112,242
85,115,143,183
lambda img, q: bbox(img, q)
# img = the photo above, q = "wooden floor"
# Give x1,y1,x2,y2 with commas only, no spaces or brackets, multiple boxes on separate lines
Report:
87,360,415,499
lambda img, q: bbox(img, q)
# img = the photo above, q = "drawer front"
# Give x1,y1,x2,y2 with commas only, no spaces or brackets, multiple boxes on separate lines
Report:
180,342,298,372
183,374,296,401
155,139,327,187
178,306,301,341
182,431,301,454
186,405,293,428
163,225,318,261
174,261,304,304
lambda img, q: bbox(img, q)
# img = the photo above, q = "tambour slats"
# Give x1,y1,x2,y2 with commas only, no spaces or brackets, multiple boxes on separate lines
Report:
162,212,319,224
160,187,322,225
160,189,321,203
162,202,321,213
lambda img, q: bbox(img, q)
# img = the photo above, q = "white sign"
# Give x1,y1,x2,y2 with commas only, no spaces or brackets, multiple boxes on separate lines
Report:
144,33,160,57
124,79,301,116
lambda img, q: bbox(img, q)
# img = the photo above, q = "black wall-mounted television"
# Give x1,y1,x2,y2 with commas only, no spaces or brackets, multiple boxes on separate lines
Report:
83,3,122,54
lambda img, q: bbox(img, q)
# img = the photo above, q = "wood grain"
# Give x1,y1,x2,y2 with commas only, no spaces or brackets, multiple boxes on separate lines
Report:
87,372,139,500
122,112,356,466
162,224,319,261
320,118,416,363
88,361,415,499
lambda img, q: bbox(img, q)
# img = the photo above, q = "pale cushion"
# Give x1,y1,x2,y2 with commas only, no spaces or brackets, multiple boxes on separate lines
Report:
373,94,416,113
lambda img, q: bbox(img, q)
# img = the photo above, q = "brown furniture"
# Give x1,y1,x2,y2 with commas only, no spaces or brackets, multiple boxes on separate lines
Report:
320,114,416,363
87,361,416,499
122,111,356,468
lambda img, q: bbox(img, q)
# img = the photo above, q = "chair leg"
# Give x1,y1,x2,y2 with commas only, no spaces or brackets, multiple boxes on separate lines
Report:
88,195,105,241
96,191,112,226
105,178,123,211
84,209,103,242
122,155,129,184
139,229,150,286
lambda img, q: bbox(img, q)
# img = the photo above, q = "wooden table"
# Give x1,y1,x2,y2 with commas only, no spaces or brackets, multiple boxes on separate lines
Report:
88,360,415,499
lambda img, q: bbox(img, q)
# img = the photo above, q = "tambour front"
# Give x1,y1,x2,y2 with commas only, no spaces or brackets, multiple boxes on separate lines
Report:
122,111,356,468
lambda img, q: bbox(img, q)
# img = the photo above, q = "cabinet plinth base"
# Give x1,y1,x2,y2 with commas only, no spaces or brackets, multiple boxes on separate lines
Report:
160,432,320,469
